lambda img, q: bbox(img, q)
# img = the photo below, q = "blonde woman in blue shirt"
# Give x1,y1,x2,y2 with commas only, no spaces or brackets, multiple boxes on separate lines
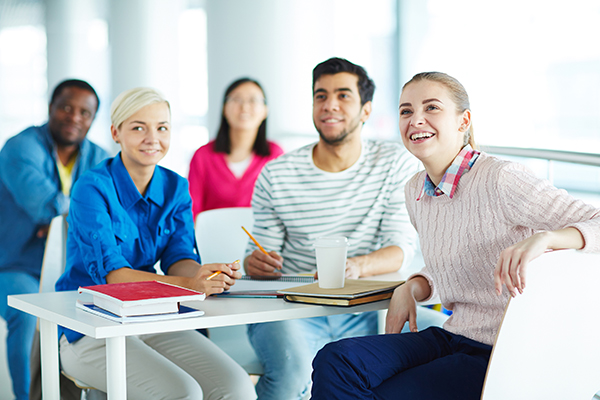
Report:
56,88,256,399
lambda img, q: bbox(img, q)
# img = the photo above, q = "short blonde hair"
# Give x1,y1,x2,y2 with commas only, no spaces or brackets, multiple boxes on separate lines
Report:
110,87,170,129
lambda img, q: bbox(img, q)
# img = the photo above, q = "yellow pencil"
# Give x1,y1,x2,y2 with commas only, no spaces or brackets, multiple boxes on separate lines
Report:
206,260,240,281
241,226,269,256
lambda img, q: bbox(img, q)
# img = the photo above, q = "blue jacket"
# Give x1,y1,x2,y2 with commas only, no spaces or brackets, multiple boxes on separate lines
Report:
0,123,108,277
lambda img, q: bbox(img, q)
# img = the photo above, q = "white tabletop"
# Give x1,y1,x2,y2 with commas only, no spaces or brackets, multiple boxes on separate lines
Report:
8,290,391,339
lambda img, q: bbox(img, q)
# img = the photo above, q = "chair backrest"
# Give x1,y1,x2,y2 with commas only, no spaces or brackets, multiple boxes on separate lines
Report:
39,215,68,293
481,249,600,400
195,207,254,265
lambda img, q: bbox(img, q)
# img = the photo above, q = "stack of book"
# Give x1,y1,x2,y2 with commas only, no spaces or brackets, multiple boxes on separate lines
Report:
278,279,404,306
76,280,206,323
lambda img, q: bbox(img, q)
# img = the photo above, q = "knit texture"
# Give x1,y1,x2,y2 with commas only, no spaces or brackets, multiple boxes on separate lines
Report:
406,152,600,345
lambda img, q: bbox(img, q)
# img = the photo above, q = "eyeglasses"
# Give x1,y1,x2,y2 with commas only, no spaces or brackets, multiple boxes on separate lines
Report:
226,97,266,107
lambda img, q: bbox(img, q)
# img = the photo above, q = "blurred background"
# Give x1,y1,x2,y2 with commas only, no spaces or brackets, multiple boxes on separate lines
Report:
1,0,599,181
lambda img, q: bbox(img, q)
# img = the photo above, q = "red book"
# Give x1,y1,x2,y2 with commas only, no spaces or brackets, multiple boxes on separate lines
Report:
78,281,206,317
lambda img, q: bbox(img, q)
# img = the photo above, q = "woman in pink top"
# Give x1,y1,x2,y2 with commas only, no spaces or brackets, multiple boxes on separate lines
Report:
311,72,600,399
188,78,283,219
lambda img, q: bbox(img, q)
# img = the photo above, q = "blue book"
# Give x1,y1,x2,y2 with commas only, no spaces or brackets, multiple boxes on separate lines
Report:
76,300,204,323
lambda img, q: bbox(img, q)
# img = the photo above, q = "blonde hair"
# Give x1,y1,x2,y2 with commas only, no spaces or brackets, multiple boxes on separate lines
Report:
403,72,476,149
110,87,170,129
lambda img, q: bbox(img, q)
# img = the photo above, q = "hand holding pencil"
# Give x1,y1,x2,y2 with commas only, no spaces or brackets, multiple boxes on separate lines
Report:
206,260,240,281
193,259,242,296
242,226,283,276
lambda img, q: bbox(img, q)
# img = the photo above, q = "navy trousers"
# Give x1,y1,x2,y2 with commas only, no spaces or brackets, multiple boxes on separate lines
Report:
311,327,492,400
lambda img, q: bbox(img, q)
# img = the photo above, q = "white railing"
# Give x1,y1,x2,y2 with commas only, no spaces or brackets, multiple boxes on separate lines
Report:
480,145,600,167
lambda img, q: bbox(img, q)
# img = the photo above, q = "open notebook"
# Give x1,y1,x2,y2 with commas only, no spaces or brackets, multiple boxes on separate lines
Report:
217,275,316,298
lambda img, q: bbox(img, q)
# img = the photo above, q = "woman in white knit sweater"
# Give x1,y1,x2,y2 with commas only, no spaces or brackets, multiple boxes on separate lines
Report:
311,72,600,400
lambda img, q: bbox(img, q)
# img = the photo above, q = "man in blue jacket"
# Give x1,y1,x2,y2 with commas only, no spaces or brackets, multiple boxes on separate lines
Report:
0,79,108,400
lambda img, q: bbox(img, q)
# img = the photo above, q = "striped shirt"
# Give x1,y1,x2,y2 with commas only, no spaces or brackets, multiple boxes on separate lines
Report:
248,140,419,274
417,145,480,200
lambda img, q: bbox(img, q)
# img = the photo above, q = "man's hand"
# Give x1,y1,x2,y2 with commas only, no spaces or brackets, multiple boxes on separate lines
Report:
345,257,362,279
36,224,50,238
244,250,283,276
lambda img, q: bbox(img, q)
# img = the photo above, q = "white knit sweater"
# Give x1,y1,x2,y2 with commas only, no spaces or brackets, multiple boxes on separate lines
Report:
406,152,600,345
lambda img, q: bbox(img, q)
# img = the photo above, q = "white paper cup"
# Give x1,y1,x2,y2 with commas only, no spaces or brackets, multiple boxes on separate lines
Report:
314,236,348,289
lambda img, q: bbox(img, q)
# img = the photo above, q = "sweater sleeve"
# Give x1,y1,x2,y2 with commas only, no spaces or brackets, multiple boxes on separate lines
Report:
495,162,600,252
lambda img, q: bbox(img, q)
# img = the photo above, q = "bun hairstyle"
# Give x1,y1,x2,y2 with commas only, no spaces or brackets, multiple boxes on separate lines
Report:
403,72,475,149
111,87,170,129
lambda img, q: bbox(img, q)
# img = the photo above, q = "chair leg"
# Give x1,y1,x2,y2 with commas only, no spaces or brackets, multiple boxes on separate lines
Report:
86,389,107,400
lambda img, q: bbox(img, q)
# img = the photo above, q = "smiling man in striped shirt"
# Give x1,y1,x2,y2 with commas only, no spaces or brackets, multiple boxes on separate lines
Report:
243,58,446,400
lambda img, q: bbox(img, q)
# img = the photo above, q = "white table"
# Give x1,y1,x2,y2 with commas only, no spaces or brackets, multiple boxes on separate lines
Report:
8,290,392,400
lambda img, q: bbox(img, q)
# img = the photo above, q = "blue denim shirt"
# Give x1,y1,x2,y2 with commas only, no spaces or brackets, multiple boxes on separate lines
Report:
56,154,201,342
0,123,108,277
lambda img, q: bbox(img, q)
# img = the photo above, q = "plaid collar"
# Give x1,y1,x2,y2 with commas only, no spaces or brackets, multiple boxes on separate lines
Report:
417,145,480,201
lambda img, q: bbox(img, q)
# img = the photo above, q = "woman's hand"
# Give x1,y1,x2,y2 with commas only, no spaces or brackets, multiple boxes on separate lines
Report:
494,228,584,297
192,261,242,295
494,232,549,297
385,277,430,334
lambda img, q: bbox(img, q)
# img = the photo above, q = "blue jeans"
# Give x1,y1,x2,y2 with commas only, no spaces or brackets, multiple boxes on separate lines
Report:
248,308,448,400
0,271,39,400
248,312,378,400
311,327,492,400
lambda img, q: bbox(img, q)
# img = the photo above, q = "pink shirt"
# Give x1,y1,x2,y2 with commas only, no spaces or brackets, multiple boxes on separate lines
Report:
188,140,283,218
406,152,600,345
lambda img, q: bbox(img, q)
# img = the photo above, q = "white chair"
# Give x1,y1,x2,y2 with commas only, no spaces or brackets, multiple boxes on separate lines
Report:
195,207,264,375
39,215,68,293
195,207,255,264
481,250,600,400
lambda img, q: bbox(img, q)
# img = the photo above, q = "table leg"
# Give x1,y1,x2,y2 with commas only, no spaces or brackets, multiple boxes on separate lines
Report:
39,319,60,400
106,336,127,400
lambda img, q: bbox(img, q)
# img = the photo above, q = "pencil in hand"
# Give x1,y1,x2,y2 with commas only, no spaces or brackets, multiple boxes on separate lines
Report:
241,226,282,270
206,260,240,281
241,226,269,255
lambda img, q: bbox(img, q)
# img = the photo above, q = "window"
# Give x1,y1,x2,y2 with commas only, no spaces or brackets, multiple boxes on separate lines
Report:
0,24,47,148
159,7,209,177
399,0,600,154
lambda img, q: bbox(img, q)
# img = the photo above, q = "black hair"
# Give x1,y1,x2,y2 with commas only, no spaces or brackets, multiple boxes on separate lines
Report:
50,79,100,111
214,78,271,156
312,57,375,105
